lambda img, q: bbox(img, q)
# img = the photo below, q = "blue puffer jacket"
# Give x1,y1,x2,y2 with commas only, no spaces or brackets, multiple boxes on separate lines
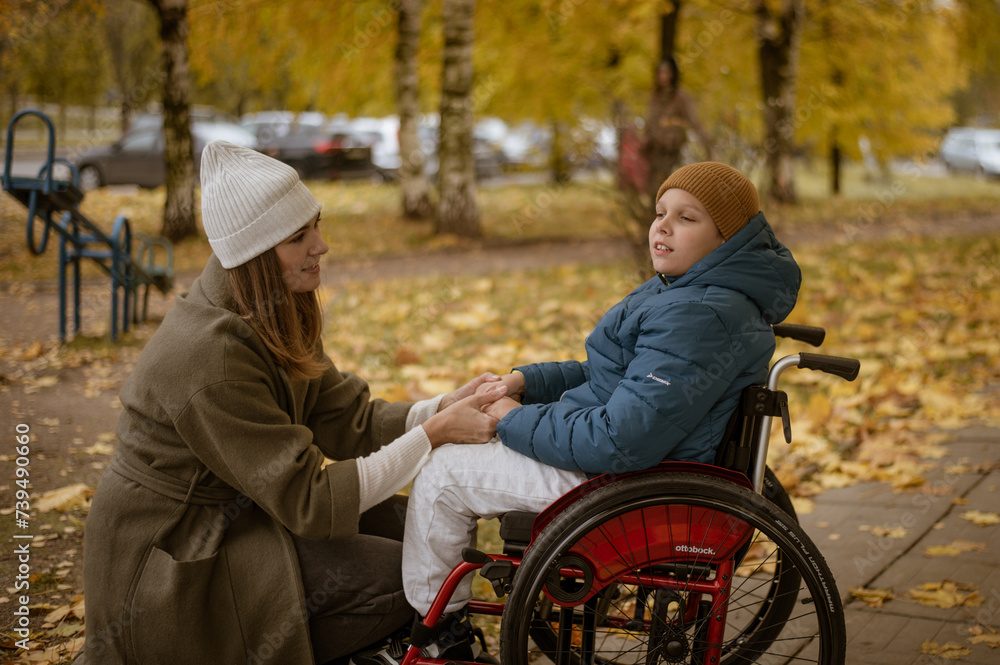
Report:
497,212,801,475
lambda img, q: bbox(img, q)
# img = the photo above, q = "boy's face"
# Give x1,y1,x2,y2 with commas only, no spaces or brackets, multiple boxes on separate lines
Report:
649,188,725,277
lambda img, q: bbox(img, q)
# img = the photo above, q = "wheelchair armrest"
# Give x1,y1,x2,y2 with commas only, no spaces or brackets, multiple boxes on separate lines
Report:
500,511,537,556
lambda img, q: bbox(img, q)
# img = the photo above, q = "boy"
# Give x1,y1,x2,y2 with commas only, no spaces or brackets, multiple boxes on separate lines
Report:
401,162,801,659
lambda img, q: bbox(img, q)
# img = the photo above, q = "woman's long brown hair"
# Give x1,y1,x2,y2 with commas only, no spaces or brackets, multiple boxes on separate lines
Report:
228,248,327,381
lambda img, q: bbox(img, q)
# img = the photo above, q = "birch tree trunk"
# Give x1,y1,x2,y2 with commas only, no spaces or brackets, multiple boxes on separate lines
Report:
396,0,433,219
148,0,195,241
754,0,804,204
436,0,479,237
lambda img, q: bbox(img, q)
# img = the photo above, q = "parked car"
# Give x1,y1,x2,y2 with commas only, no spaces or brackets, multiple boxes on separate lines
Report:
338,116,402,180
73,117,257,190
940,127,1000,178
255,122,376,181
414,116,505,181
239,111,327,144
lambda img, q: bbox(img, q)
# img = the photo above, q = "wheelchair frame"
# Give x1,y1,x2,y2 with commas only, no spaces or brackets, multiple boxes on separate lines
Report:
399,324,859,665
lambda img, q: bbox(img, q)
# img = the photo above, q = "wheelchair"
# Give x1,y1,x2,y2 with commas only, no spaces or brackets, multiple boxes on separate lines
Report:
401,324,859,665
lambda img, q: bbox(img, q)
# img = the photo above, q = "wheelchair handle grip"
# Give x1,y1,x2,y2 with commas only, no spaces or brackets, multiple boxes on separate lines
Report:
772,323,826,347
798,353,860,381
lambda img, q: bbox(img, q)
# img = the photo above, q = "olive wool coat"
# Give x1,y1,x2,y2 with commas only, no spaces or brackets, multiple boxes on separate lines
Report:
77,255,413,664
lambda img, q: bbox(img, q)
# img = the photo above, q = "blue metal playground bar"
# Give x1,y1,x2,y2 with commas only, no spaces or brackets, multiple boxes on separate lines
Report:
2,109,172,341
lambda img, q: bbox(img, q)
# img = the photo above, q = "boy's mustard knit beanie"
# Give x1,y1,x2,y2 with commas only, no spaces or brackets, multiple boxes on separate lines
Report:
656,162,759,240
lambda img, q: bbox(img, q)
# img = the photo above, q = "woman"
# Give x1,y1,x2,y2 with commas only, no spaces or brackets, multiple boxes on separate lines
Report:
77,141,505,665
642,56,713,199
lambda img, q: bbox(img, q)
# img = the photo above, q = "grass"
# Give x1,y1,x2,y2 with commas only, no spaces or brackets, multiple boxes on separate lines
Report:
0,175,625,284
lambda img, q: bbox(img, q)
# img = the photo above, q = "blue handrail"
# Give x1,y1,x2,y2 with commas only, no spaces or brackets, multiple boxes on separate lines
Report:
3,109,57,195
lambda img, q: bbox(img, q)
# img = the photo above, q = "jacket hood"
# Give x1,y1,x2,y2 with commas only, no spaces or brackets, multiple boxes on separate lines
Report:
662,212,800,324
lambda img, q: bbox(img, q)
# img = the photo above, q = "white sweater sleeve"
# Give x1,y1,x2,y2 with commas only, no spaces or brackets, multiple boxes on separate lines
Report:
356,395,444,514
405,395,445,431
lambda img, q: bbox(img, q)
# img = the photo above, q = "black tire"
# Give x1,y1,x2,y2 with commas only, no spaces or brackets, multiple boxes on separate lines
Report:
526,467,800,664
502,471,844,665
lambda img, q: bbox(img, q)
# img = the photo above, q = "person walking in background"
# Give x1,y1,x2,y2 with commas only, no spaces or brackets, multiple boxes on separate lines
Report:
643,56,714,201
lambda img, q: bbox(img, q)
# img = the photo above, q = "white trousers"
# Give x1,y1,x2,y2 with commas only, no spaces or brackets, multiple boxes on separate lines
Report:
402,439,588,615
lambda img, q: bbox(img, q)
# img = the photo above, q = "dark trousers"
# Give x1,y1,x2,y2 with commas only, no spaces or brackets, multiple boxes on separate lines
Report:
292,495,414,664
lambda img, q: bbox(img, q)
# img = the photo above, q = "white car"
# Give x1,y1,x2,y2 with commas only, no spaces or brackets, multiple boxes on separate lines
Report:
940,127,1000,178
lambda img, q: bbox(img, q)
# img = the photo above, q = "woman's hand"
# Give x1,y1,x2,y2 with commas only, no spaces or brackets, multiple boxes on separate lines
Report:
423,384,507,448
438,372,502,412
482,395,521,421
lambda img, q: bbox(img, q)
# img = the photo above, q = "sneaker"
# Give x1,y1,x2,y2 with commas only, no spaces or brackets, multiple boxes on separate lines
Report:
419,608,497,664
349,632,409,665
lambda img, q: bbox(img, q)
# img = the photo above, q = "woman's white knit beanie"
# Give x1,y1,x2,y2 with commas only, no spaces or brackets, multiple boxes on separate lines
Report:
200,140,322,268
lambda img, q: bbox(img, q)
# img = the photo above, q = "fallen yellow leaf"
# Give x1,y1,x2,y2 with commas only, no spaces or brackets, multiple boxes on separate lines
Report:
909,581,984,609
923,540,987,558
969,633,1000,648
961,510,1000,527
22,341,45,359
920,640,972,659
860,524,909,539
43,603,73,625
27,375,58,389
34,484,92,513
82,442,115,456
849,587,894,607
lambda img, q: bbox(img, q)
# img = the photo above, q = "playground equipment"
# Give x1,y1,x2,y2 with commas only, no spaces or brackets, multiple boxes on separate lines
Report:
2,109,174,341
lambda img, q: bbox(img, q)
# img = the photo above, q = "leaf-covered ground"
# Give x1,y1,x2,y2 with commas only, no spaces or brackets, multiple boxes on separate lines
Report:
2,169,1000,662
320,232,1000,496
312,229,1000,657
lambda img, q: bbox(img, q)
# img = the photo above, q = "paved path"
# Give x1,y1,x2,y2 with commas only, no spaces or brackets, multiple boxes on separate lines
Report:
798,424,1000,663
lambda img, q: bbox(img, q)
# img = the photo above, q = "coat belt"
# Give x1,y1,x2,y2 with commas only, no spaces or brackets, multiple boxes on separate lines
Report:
110,447,242,505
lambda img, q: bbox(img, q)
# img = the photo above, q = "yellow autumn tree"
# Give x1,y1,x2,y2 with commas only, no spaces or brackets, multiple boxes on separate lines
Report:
951,0,1000,124
184,0,984,202
798,0,968,194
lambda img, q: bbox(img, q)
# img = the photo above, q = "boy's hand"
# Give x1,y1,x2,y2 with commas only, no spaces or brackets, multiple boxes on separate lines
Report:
475,372,525,403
